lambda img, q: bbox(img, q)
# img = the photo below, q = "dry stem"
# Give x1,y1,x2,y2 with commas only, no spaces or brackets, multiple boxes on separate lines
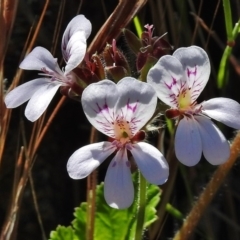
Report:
173,131,240,240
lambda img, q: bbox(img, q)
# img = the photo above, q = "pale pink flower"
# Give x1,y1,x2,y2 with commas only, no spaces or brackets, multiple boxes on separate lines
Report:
5,15,91,121
147,46,240,166
67,77,169,209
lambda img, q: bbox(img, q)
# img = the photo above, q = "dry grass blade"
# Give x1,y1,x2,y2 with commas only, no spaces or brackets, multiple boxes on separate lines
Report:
86,127,98,240
29,171,47,240
87,0,148,55
0,146,27,240
0,0,50,166
0,0,19,165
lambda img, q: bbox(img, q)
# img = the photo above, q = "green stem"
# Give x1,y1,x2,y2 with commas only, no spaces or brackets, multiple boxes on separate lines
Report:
217,20,240,88
222,0,233,42
133,16,143,38
135,171,147,240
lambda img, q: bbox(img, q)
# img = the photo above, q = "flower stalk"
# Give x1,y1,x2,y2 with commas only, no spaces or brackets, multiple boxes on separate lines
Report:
173,131,240,240
135,171,147,240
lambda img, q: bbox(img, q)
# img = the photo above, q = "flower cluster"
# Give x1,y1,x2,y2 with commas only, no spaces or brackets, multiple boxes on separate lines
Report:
147,46,240,166
5,15,91,122
4,15,240,209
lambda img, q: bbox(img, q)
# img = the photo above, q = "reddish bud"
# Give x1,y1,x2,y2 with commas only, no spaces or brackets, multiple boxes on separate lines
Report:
136,51,148,71
102,42,130,75
131,130,146,143
152,37,173,58
102,44,114,65
91,54,105,80
165,109,180,119
73,67,99,85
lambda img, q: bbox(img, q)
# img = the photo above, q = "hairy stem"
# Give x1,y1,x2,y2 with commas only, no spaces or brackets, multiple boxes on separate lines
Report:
135,171,147,240
173,131,240,240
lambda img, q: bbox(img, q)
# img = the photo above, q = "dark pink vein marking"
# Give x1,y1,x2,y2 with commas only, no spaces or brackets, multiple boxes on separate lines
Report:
164,77,177,90
187,66,197,78
127,98,138,113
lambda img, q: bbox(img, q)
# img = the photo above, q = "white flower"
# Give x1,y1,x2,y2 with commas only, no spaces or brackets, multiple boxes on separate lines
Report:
67,77,169,209
147,46,240,166
5,15,91,122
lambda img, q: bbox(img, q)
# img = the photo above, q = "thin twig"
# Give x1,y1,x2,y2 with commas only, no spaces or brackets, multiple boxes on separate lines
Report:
87,0,148,55
32,96,66,157
29,171,47,240
86,127,98,240
205,0,221,49
173,131,240,240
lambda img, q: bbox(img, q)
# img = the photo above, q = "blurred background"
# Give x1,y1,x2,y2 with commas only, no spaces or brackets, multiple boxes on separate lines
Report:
1,0,240,239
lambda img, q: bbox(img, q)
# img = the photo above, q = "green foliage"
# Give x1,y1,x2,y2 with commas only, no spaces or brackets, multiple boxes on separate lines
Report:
217,20,240,89
133,16,143,38
49,226,78,240
49,174,161,240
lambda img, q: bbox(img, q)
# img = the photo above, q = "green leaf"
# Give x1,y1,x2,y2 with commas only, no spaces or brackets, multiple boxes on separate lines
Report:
49,226,78,240
94,173,161,240
49,173,161,240
133,16,143,38
222,0,233,42
73,202,88,239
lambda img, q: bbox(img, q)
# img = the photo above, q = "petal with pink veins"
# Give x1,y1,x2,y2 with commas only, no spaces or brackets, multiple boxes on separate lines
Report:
62,15,91,62
19,47,62,74
175,116,202,166
147,55,185,108
173,46,210,102
5,78,51,108
67,142,115,179
195,115,230,165
25,82,62,121
130,142,169,185
116,77,157,135
64,31,87,74
81,80,119,138
202,97,240,129
104,148,134,209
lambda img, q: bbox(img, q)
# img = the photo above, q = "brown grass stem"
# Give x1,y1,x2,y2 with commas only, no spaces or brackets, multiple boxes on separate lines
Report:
29,171,47,240
86,127,98,240
32,96,66,157
173,131,240,240
87,0,148,55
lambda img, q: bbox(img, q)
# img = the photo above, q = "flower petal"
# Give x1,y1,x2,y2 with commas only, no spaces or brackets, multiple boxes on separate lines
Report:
202,97,240,129
147,55,185,107
81,80,119,138
173,46,210,102
64,31,87,74
195,115,230,165
67,142,115,179
104,148,134,209
116,77,157,135
175,117,202,166
62,15,91,62
130,142,169,185
19,47,62,74
4,78,50,108
25,82,61,121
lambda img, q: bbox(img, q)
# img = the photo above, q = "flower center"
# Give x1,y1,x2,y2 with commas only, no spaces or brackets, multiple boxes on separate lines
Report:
178,88,191,109
40,67,72,85
113,118,132,144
